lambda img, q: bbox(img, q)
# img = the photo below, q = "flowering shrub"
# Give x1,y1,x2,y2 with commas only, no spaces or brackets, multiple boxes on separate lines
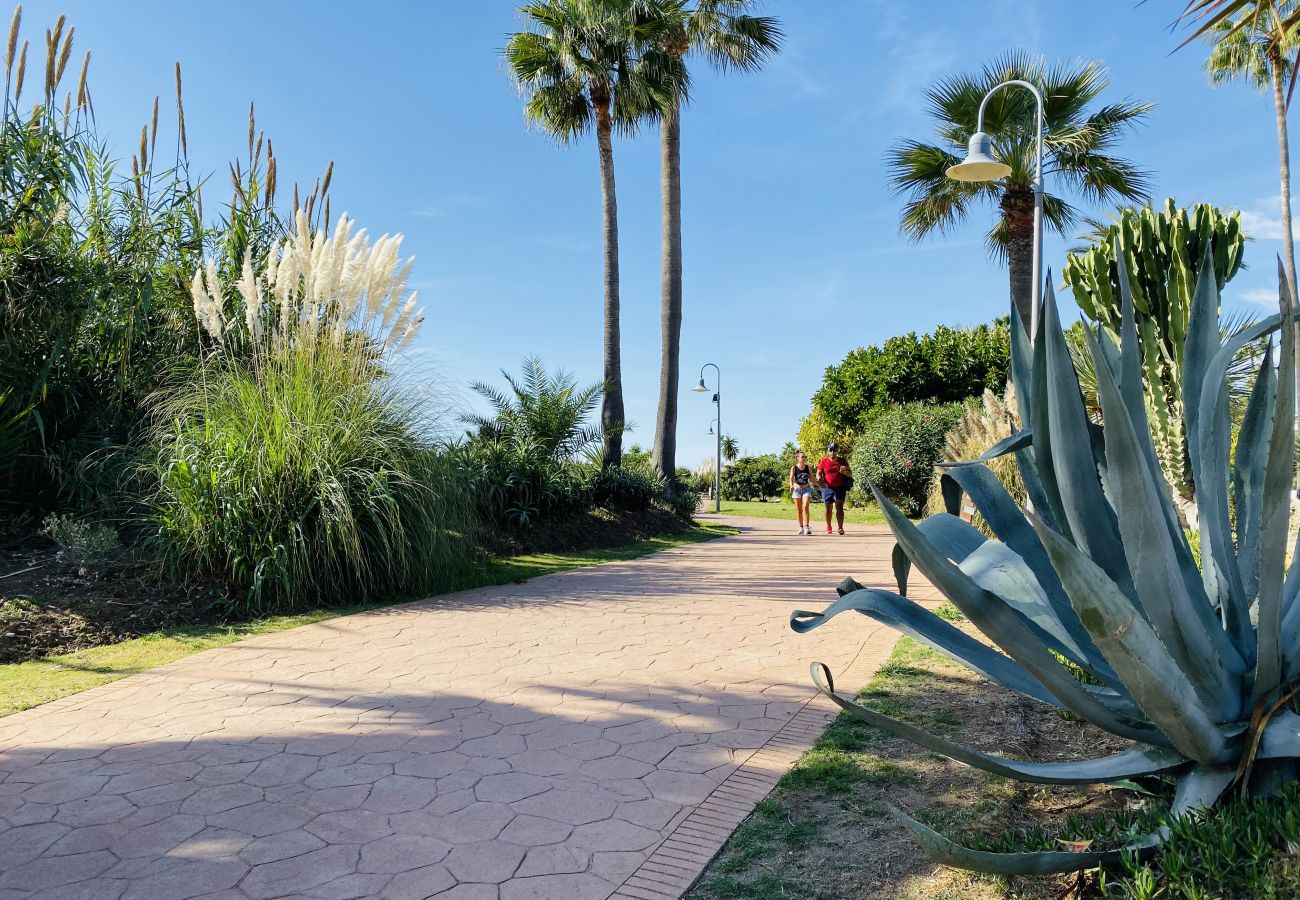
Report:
850,401,964,517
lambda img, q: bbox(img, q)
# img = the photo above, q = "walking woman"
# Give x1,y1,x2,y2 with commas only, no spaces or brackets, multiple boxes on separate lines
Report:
790,450,814,535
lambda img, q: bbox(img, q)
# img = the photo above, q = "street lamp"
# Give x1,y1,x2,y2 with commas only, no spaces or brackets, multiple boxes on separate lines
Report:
946,79,1045,342
693,363,721,513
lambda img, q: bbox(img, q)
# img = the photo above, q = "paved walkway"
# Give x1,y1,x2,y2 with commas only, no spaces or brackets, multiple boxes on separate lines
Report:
0,516,938,900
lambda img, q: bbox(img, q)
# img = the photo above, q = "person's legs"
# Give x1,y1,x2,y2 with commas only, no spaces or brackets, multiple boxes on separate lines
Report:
822,489,834,531
835,496,846,531
799,495,811,529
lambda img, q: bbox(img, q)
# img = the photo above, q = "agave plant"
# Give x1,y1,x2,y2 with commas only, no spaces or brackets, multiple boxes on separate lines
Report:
792,250,1299,874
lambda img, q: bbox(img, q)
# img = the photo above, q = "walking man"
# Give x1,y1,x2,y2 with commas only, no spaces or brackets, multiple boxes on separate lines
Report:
817,442,852,535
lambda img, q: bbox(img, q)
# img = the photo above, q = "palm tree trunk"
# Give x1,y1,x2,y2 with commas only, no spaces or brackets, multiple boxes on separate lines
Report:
1270,53,1300,497
595,98,623,469
652,100,683,487
1272,55,1299,307
1001,188,1036,332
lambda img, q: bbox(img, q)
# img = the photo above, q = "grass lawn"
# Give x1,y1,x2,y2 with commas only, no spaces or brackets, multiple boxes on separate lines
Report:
0,523,735,718
710,498,887,526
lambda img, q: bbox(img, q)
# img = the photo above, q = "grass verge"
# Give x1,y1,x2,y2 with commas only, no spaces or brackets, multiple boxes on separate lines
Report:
0,522,735,718
709,498,887,527
687,630,1134,900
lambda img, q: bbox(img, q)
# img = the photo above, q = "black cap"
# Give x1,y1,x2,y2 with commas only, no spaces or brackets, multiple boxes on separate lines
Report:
828,442,838,451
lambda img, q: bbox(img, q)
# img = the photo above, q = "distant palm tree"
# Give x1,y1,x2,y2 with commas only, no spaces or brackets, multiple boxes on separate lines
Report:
504,0,685,468
465,356,604,461
649,1,781,487
887,52,1153,330
720,434,739,464
1204,7,1299,302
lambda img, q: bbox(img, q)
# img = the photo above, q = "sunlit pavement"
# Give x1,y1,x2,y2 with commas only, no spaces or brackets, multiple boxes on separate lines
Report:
0,515,937,900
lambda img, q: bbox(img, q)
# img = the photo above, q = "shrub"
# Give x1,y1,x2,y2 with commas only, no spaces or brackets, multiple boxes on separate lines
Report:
721,454,785,501
461,440,591,529
796,405,851,461
851,402,964,517
811,319,1009,440
592,465,665,512
661,484,702,520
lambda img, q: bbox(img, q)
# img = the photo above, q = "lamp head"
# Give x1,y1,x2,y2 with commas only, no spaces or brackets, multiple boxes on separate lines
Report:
707,424,714,435
946,132,1012,183
692,378,709,393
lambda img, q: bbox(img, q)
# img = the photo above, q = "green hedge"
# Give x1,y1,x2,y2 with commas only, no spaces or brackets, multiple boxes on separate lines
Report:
851,402,965,517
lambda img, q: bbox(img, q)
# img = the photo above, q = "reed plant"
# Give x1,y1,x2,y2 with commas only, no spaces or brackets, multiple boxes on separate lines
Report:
151,214,464,612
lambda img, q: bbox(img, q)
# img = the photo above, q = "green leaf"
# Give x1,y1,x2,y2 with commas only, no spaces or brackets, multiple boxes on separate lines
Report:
1033,518,1229,765
934,429,1031,467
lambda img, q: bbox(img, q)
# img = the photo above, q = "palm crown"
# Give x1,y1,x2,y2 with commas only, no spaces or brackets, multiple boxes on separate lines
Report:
466,357,604,462
503,0,687,141
888,52,1153,260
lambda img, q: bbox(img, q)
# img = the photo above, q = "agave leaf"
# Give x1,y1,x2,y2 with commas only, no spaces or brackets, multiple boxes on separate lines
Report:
960,539,1114,678
1038,280,1135,598
1184,246,1220,494
1010,301,1034,431
1033,517,1228,765
885,804,1160,875
1258,710,1300,758
1029,298,1071,536
1085,324,1244,718
793,587,1061,707
809,663,1184,784
1014,446,1058,531
1170,765,1235,816
1254,270,1296,704
941,465,1119,685
1234,339,1277,601
876,487,1168,746
935,430,1033,467
891,512,987,597
1196,313,1282,662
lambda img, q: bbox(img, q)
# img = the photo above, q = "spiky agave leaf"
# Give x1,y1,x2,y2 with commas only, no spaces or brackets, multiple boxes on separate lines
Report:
791,251,1297,875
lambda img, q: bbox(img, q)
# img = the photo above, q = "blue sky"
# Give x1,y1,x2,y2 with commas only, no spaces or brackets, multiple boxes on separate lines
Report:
26,0,1292,468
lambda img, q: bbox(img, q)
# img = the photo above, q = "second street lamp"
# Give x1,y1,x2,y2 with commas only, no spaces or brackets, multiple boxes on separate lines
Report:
693,363,721,513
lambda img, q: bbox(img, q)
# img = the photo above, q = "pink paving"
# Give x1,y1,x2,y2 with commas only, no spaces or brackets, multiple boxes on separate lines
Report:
0,515,938,900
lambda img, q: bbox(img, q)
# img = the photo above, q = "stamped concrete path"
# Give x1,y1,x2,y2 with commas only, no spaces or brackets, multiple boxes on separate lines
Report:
0,516,939,900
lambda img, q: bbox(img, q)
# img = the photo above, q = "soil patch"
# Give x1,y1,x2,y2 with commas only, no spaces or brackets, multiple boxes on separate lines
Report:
688,627,1145,900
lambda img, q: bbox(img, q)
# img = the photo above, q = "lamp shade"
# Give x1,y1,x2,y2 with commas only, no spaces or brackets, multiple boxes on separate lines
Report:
692,378,709,392
946,132,1011,182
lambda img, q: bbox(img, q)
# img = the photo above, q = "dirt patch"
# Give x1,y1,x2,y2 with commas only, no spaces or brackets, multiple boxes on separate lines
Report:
688,629,1145,900
0,531,228,664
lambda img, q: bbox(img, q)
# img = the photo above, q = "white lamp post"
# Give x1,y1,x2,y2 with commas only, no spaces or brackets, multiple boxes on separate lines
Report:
693,363,721,513
946,79,1045,341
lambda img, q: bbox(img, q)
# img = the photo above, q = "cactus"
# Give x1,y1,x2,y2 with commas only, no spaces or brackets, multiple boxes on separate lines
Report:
793,252,1295,874
1062,201,1244,519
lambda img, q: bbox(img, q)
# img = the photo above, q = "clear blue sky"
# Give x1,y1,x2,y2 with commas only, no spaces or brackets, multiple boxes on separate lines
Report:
25,1,1290,468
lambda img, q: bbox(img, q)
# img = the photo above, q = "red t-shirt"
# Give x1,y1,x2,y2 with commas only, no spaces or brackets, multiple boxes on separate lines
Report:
818,456,845,489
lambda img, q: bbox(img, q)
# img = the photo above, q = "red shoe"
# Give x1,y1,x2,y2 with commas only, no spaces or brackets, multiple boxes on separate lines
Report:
825,526,833,534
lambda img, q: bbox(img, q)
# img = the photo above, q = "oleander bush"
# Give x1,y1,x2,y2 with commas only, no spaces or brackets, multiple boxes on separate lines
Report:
851,401,964,517
721,454,785,501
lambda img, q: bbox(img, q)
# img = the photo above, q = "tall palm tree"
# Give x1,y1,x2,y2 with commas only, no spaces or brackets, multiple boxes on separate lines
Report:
887,53,1153,331
504,0,685,468
648,1,781,487
1204,7,1299,303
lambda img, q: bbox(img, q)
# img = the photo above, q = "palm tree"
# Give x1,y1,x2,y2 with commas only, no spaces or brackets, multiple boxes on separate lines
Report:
504,0,685,468
887,52,1153,331
1203,7,1299,303
720,433,739,464
465,356,604,461
648,1,781,487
